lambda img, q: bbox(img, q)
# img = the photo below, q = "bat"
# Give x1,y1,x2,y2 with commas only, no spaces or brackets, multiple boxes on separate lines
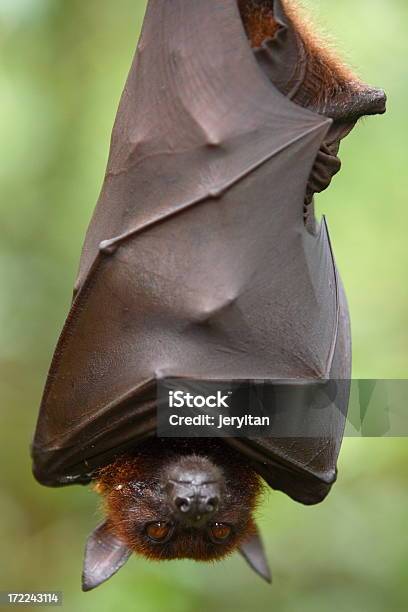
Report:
31,0,386,591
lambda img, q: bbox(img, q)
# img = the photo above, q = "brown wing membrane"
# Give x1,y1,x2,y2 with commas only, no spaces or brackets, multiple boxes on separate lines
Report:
32,0,350,504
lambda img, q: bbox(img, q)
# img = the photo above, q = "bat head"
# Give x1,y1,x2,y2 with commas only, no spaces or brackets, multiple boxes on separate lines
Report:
83,440,269,591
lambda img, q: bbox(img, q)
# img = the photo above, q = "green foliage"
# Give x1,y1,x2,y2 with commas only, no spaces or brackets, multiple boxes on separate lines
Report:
0,1,406,610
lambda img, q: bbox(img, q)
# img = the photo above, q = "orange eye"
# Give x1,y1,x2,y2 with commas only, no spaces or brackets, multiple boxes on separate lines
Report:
209,522,232,543
145,522,173,543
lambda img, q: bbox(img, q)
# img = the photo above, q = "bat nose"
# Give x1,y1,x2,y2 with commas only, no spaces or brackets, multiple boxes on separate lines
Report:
168,473,221,524
174,491,219,515
165,456,224,525
172,486,220,524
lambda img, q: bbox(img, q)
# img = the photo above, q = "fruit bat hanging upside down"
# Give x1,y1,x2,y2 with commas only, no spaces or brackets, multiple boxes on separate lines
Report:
31,0,386,591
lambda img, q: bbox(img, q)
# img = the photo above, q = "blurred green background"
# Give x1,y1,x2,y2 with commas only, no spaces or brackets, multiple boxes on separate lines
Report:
0,0,407,610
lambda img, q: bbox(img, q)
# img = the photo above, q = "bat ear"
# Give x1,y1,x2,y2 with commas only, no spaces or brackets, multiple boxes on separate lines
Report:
82,521,132,592
239,525,272,584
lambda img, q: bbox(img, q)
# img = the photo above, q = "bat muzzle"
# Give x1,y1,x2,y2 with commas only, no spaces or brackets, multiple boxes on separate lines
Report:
164,457,224,526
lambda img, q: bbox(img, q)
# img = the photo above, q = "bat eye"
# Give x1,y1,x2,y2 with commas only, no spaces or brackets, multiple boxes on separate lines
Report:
209,522,232,543
145,521,173,543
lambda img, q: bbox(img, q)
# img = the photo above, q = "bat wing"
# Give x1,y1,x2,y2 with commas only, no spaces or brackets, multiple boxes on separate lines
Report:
32,0,350,503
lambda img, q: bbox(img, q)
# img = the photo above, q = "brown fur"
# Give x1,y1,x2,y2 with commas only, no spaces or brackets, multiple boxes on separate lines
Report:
95,439,263,562
239,0,280,47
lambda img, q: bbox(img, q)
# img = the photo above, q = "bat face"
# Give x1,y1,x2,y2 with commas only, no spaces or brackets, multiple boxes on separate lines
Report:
95,440,262,562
